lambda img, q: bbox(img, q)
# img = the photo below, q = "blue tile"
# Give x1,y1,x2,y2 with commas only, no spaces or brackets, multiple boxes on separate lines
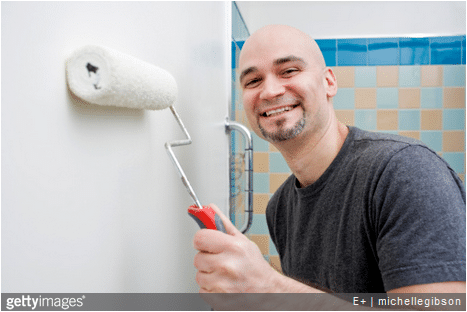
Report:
420,131,443,152
431,36,463,65
368,38,399,66
399,110,421,131
355,109,377,130
399,66,421,87
377,88,399,109
269,237,279,256
253,173,270,194
269,152,290,173
249,214,269,235
333,88,355,109
443,152,465,174
252,133,269,152
232,41,237,68
443,109,465,130
420,88,443,109
400,38,430,65
443,65,466,87
355,67,377,87
317,39,337,67
338,39,367,66
462,36,466,65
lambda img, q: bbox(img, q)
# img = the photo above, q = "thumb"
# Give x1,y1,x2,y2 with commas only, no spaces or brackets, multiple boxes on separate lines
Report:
208,203,241,236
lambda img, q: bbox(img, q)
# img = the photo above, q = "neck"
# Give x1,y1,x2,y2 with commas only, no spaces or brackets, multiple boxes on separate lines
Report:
274,114,349,188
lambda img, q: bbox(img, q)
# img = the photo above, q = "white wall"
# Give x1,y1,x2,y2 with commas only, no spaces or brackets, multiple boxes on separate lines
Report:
236,1,466,39
2,1,230,293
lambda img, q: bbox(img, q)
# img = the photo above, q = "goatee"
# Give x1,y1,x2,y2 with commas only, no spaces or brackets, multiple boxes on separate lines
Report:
259,111,306,142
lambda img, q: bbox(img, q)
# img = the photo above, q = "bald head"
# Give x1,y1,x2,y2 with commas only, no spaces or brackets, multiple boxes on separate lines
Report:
239,25,326,75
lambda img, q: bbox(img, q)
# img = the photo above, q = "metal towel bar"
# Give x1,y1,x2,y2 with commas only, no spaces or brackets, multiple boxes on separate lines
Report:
225,118,253,234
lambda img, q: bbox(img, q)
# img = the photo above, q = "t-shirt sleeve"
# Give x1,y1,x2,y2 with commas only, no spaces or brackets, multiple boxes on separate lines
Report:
373,145,466,291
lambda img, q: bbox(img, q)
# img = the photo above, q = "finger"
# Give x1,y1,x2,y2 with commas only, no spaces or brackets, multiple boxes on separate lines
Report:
194,251,216,273
207,203,241,236
196,270,216,293
193,228,232,254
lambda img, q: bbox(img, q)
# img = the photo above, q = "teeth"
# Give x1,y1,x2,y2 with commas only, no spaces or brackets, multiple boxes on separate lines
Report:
264,106,295,117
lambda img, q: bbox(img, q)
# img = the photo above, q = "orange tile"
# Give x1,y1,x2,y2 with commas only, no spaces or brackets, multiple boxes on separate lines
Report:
458,174,465,185
421,110,443,130
443,131,465,152
399,88,421,108
399,131,420,140
232,193,246,220
377,66,399,87
335,110,355,126
377,110,398,130
253,152,269,173
444,87,466,108
250,235,269,255
269,143,280,152
355,88,377,109
270,173,290,193
333,67,355,88
269,255,282,273
421,65,443,87
253,194,270,214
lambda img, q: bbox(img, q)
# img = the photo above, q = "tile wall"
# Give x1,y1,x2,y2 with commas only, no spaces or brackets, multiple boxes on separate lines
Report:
231,6,465,270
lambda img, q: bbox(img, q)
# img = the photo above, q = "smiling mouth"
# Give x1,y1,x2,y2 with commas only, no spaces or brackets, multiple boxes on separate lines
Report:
261,104,300,117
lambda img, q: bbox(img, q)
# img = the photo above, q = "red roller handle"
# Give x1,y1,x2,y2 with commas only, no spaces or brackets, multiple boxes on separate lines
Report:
188,205,227,233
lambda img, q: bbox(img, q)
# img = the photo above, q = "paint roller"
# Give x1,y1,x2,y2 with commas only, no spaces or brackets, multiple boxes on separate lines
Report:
65,45,226,233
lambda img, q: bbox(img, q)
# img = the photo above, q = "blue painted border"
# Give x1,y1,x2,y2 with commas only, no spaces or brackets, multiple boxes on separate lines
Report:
233,36,466,68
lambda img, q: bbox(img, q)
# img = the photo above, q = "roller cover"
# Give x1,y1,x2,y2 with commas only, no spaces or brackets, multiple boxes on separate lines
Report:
66,45,177,110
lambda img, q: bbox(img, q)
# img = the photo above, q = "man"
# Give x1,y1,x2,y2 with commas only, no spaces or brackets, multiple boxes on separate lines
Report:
193,25,465,295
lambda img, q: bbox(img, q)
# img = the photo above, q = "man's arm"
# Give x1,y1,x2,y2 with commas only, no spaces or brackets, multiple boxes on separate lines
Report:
193,203,318,293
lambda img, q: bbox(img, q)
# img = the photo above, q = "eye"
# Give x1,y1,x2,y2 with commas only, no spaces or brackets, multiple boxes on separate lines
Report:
244,77,262,89
281,68,299,77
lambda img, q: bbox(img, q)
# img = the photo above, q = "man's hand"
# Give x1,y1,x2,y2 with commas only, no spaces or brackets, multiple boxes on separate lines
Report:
193,203,278,293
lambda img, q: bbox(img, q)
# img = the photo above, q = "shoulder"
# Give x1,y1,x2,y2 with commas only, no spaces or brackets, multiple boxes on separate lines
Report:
349,126,427,157
346,127,460,182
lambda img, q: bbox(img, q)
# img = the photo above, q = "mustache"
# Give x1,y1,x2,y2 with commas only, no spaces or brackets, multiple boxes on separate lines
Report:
261,96,301,106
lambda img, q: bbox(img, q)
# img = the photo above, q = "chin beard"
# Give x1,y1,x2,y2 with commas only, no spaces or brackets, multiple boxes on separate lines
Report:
258,112,306,142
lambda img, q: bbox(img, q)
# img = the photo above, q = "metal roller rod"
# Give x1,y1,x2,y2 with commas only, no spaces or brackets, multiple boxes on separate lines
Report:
164,106,203,209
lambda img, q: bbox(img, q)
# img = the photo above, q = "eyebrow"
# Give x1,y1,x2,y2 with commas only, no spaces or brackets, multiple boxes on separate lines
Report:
239,66,258,85
273,55,307,66
239,55,307,84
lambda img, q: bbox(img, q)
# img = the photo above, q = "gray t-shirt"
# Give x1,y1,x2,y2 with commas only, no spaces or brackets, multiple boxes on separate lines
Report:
266,127,466,292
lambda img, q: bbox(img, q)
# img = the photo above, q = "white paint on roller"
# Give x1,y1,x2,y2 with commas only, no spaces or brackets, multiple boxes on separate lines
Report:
66,45,178,110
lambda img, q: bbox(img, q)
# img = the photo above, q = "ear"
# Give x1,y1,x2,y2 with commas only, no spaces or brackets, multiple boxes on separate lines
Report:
324,68,338,99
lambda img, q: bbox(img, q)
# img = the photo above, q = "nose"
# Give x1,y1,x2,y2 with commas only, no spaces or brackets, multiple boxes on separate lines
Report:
259,75,286,101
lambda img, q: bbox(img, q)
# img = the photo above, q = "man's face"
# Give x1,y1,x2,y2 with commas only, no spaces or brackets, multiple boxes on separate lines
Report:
238,27,331,144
